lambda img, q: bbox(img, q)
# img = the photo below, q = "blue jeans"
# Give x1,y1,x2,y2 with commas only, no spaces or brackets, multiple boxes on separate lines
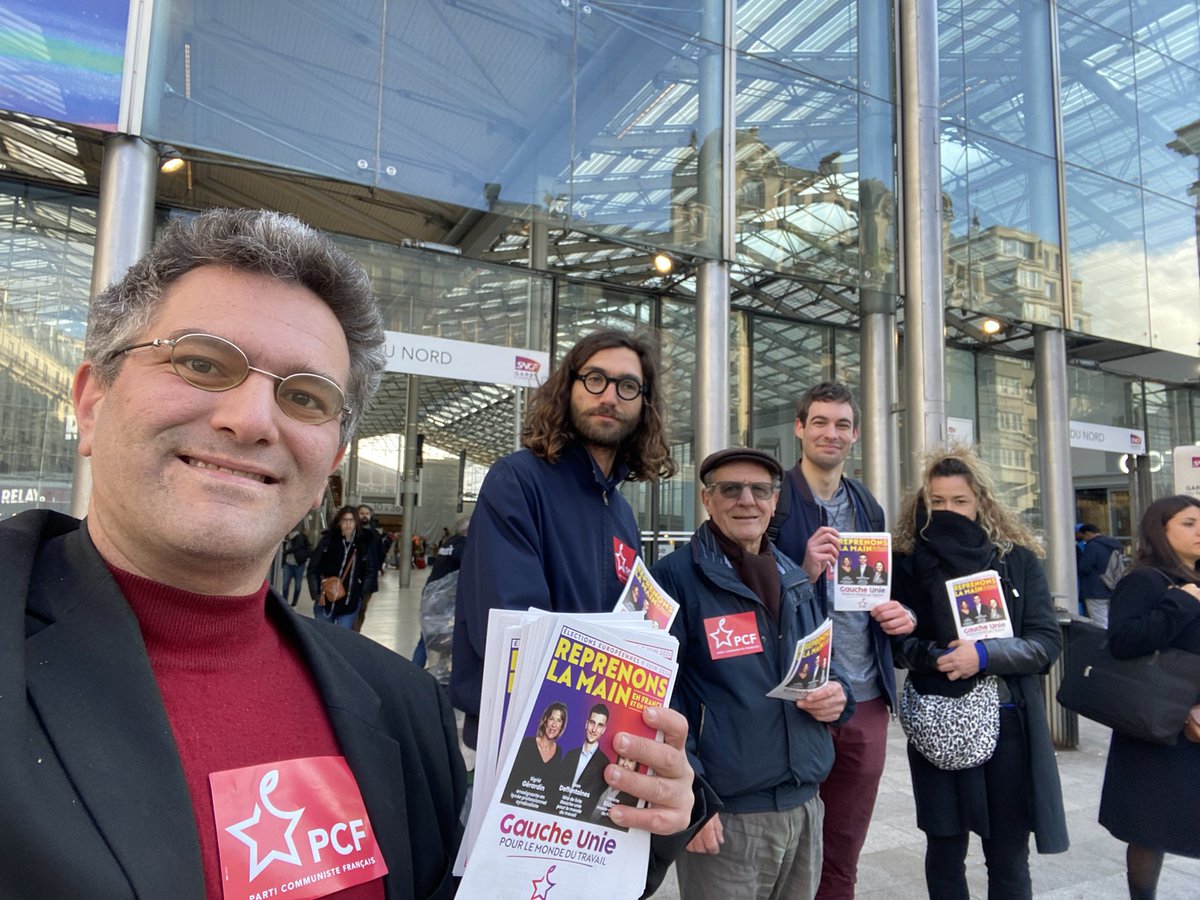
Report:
312,602,357,628
282,563,305,604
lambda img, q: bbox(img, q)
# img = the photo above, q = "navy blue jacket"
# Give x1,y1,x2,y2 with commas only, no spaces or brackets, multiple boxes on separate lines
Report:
450,441,641,747
772,462,898,710
1077,534,1123,600
653,524,853,815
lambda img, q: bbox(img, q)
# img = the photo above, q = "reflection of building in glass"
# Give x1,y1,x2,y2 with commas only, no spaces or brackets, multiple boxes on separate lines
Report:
976,357,1039,524
0,327,77,515
669,128,894,290
1168,118,1200,272
946,224,1086,332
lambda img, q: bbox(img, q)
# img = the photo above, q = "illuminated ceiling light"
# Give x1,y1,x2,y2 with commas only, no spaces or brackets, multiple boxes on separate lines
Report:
980,318,1003,335
160,155,185,174
653,252,674,275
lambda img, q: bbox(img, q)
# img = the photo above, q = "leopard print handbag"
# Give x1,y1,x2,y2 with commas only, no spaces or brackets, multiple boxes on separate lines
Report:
899,675,1000,771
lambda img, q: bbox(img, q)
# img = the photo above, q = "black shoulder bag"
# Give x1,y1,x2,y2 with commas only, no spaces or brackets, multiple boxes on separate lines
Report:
1056,610,1200,745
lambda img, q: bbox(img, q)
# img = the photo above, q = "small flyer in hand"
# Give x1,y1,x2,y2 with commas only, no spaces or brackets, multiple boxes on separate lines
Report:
457,615,678,899
946,570,1014,639
614,555,680,631
831,532,892,611
767,618,833,700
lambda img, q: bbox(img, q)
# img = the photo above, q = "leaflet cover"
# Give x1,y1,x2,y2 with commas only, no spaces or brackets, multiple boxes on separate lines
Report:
767,617,833,700
613,555,680,631
457,618,678,899
946,570,1014,640
831,532,892,611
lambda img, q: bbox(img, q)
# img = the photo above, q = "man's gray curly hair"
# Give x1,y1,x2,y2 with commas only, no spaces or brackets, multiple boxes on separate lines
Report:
84,208,386,442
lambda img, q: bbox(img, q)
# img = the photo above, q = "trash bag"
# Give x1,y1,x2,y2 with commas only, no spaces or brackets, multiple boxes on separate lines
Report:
420,570,458,687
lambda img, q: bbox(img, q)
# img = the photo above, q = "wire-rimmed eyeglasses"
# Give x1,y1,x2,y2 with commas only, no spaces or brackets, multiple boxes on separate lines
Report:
106,333,351,425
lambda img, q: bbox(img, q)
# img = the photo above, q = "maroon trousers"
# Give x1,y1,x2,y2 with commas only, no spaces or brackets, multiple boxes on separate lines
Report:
816,696,890,900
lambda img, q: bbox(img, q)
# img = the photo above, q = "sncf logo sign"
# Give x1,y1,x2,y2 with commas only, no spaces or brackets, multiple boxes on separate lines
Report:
514,355,542,383
704,612,762,659
515,356,541,373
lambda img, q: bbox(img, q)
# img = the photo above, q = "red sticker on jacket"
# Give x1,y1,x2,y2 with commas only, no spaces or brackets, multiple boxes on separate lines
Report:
703,612,763,659
210,756,387,900
613,537,636,583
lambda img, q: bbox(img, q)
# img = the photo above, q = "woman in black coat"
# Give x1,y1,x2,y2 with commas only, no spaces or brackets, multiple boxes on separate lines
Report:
1099,495,1200,899
891,447,1068,900
306,505,378,628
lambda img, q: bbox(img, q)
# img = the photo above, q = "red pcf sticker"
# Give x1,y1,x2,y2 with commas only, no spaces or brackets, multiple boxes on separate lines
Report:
613,537,636,584
703,611,763,659
210,756,387,900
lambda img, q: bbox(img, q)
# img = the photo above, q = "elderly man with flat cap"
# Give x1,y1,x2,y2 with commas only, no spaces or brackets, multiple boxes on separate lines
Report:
651,447,853,899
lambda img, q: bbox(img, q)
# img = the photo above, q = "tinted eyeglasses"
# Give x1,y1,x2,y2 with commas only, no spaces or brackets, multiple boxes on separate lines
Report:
705,480,779,501
107,333,351,425
575,370,645,401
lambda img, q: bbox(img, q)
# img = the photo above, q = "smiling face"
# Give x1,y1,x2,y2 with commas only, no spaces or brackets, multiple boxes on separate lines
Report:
543,708,565,741
74,266,350,593
702,460,778,554
795,399,858,474
584,711,609,747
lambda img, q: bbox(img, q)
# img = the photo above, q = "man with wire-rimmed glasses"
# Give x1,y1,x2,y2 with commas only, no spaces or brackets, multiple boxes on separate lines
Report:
0,208,469,898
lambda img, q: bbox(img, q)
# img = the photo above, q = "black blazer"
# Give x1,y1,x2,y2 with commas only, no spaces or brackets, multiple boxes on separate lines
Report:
0,511,466,899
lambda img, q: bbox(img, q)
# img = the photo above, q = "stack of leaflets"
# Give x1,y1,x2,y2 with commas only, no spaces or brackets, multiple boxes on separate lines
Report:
767,618,833,700
456,607,679,899
830,532,892,611
946,570,1014,639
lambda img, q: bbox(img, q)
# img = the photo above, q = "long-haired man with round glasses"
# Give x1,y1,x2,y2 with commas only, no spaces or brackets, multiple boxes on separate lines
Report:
451,329,708,894
452,329,676,750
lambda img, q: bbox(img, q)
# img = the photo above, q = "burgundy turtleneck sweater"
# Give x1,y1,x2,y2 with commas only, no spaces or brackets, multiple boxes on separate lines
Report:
110,566,384,900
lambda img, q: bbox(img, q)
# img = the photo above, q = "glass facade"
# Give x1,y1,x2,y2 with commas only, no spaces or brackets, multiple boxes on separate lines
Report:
1,0,1199,533
0,181,98,518
1057,2,1200,355
146,0,721,257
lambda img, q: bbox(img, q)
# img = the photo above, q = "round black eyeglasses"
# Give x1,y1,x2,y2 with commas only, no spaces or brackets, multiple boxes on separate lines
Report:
575,370,645,401
107,333,351,426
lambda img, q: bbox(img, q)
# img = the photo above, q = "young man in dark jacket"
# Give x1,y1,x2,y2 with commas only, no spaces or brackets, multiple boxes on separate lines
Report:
1076,522,1124,627
772,383,915,900
451,330,676,749
655,447,853,899
450,329,706,895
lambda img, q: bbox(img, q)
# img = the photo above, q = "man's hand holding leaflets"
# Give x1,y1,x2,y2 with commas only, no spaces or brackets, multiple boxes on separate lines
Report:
831,533,893,611
457,607,700,899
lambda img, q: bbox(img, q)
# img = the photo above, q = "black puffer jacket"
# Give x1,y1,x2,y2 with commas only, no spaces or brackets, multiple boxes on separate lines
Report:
306,526,378,616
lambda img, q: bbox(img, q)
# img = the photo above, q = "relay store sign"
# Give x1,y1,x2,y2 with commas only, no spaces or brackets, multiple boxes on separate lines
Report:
384,332,549,388
210,756,387,900
1069,420,1146,455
